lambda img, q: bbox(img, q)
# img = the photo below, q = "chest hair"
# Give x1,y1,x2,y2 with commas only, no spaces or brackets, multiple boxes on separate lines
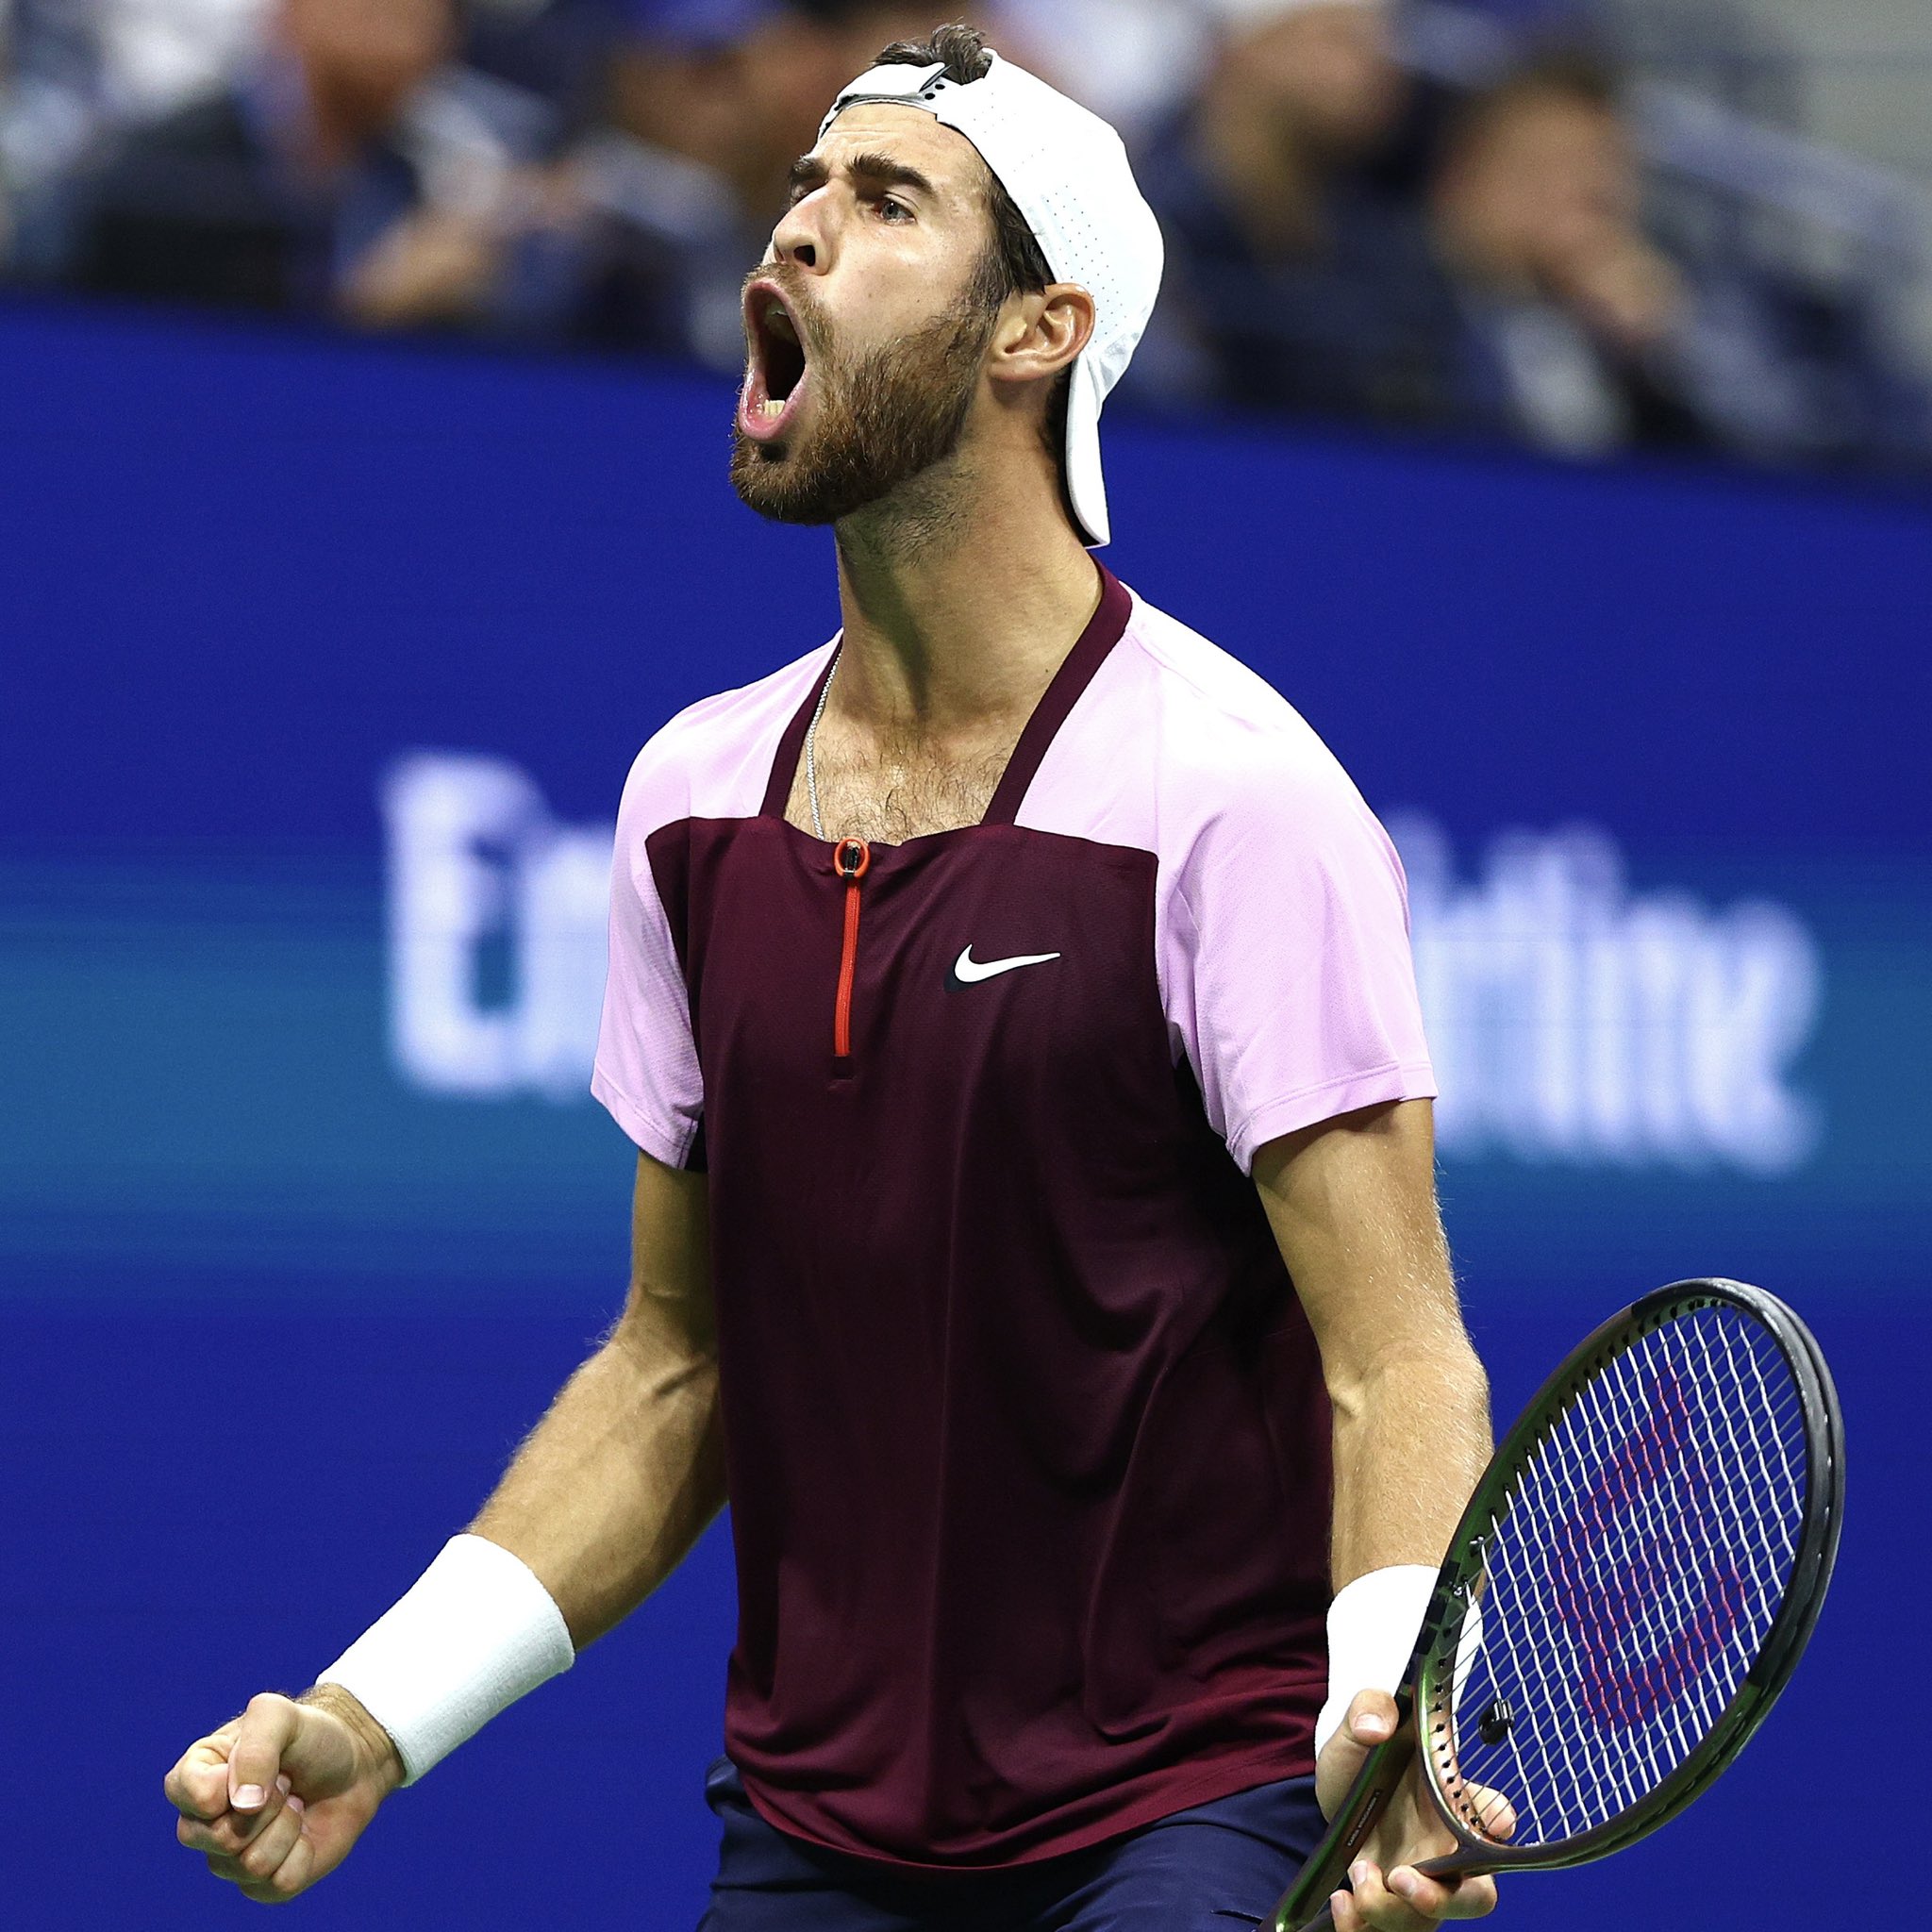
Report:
785,719,1023,845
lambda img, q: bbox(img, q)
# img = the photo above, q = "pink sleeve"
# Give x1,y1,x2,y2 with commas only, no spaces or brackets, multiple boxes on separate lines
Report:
591,748,704,1169
1167,749,1437,1172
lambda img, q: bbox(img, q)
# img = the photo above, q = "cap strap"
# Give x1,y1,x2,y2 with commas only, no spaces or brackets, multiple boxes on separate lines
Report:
817,61,948,141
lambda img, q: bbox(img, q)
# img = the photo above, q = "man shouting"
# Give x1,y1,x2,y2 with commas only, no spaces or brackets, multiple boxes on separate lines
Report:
166,25,1496,1932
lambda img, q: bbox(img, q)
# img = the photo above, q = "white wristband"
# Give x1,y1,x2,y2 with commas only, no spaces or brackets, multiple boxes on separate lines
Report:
318,1534,575,1784
1314,1564,1438,1761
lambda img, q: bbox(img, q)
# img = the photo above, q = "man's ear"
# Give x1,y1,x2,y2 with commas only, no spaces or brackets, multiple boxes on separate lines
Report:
989,283,1095,389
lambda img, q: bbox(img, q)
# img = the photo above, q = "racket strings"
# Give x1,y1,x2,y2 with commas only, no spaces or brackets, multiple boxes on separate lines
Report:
1478,1317,1799,1825
1427,1301,1809,1851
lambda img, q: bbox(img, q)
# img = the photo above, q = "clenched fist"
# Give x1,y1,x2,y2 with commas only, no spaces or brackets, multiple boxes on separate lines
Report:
164,1687,404,1904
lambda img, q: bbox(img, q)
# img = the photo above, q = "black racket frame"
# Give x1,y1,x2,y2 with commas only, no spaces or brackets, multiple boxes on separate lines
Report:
1271,1278,1845,1932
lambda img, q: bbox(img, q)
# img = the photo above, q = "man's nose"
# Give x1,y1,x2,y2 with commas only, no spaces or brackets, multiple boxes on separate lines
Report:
771,192,830,274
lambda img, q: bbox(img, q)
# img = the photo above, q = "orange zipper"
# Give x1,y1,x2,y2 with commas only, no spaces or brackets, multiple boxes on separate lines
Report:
832,837,870,1058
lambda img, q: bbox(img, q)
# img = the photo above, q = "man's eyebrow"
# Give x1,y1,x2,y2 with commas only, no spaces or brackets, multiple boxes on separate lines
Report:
846,151,939,196
787,151,940,199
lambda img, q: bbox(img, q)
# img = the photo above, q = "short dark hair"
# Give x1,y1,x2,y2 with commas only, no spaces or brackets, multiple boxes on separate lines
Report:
872,25,1072,502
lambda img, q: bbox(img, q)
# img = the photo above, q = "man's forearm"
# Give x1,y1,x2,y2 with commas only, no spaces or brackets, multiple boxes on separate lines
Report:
1327,1333,1491,1588
469,1322,726,1650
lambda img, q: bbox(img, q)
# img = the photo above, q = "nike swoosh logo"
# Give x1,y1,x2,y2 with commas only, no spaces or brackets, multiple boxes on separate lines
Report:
948,945,1062,989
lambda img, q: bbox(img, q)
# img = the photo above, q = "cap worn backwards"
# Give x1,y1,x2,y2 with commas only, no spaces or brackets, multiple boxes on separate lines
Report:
818,51,1164,549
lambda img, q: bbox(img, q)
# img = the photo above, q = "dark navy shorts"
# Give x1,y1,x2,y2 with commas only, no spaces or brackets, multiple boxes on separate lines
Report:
695,1757,1324,1932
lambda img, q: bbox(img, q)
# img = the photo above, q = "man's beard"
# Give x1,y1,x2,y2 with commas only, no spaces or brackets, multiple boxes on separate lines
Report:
731,292,997,526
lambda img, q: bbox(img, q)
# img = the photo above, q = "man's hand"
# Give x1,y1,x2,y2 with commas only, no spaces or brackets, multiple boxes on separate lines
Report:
164,1688,404,1904
1314,1691,1501,1931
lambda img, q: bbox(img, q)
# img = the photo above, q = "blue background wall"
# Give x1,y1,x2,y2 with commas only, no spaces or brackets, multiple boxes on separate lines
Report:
1,297,1924,1927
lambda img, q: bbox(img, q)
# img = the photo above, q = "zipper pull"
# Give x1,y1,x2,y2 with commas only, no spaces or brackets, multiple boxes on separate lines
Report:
831,838,870,1058
834,837,870,886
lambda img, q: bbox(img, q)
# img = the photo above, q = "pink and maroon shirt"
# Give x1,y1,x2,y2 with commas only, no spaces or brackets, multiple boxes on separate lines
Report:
592,567,1436,1869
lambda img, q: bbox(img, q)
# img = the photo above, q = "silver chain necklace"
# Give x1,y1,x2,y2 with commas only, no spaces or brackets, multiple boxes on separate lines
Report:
804,651,840,841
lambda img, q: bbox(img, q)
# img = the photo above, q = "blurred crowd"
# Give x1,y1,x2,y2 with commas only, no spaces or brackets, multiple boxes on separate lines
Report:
0,0,1924,472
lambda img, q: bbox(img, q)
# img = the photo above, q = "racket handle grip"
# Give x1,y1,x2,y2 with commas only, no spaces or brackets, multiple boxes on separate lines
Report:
1268,1726,1417,1931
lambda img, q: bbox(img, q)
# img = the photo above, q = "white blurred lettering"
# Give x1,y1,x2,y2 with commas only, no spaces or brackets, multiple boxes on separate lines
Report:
1393,818,1822,1174
383,753,613,1101
380,759,1825,1171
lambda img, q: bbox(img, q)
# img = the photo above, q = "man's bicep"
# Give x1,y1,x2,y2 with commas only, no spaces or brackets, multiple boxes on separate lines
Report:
620,1150,715,1359
1252,1097,1464,1386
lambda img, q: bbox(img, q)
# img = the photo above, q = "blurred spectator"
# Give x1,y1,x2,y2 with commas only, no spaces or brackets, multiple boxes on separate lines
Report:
1,1,275,246
1425,50,1707,455
1133,0,1450,423
1409,48,1925,470
1671,261,1932,473
483,0,939,365
483,0,762,364
67,0,552,327
1136,24,1724,460
0,0,1915,473
985,0,1212,144
461,0,619,124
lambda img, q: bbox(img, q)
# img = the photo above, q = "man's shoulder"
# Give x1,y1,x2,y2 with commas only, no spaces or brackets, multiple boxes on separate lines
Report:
617,644,831,835
1118,591,1361,807
1113,595,1408,940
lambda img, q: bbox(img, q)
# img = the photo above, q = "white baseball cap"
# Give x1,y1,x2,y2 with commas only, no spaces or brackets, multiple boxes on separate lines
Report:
818,51,1164,548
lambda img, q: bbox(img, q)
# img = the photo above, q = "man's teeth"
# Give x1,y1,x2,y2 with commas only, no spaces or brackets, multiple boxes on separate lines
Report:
759,398,787,418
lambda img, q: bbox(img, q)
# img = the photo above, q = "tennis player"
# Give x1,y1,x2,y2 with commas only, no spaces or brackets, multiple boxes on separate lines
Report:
165,26,1497,1932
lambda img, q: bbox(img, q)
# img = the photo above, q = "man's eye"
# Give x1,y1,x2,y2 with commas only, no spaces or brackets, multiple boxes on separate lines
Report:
879,197,912,223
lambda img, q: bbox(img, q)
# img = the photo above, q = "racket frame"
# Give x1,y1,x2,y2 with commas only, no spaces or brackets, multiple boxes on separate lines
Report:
1271,1278,1844,1931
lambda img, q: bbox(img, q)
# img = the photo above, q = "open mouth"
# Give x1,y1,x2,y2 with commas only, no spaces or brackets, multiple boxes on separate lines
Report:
740,280,811,442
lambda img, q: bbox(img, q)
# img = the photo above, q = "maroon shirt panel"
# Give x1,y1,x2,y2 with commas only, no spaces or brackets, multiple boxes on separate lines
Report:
983,567,1134,824
644,808,1332,1867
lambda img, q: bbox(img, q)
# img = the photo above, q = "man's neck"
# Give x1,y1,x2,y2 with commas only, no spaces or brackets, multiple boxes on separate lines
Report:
827,465,1103,750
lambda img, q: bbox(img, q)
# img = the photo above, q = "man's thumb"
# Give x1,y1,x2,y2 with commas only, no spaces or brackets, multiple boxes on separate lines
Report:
1318,1687,1398,1786
1347,1688,1397,1746
226,1692,304,1810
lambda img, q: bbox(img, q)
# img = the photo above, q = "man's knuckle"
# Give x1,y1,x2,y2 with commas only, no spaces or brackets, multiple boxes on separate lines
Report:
237,1840,281,1881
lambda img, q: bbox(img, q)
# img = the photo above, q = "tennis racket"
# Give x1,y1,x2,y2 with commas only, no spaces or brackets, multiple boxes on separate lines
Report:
1273,1278,1844,1932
